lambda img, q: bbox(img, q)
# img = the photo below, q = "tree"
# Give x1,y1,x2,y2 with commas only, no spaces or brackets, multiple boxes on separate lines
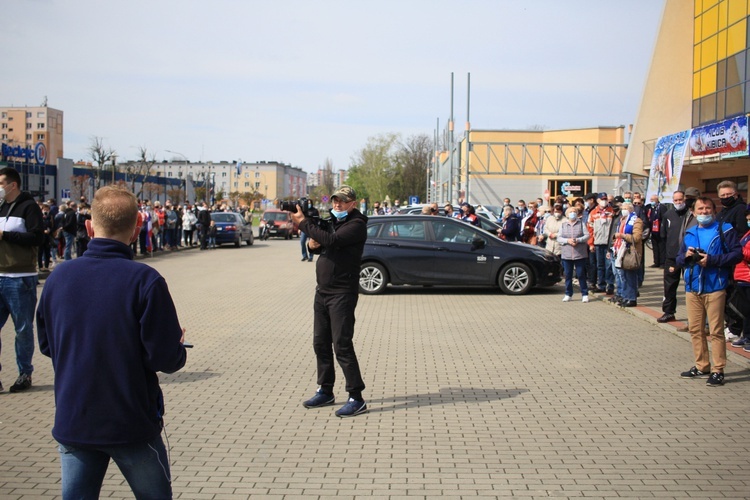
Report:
394,134,431,202
125,146,157,199
88,136,116,190
347,133,400,205
167,188,184,206
70,175,90,201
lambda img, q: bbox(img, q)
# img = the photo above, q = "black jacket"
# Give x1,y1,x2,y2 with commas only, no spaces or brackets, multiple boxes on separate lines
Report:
62,208,77,235
0,191,44,274
717,195,747,235
300,209,368,294
661,205,690,261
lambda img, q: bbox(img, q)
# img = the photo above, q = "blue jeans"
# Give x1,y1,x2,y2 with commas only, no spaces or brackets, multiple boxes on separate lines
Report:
58,435,172,500
562,258,588,297
300,232,310,259
0,276,37,376
595,245,614,289
615,267,638,301
63,232,75,260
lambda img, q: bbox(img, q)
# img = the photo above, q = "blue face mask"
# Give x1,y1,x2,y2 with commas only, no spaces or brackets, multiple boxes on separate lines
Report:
330,209,348,220
696,214,714,226
568,213,577,221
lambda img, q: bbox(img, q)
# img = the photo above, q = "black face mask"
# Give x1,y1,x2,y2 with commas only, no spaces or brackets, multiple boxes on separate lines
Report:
720,196,736,207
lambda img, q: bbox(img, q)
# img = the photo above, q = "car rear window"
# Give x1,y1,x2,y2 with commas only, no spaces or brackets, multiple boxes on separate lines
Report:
211,213,237,223
264,212,289,222
380,221,426,241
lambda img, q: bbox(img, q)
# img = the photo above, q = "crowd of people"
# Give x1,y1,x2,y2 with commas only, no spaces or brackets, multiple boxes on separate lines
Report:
399,182,750,386
32,197,260,268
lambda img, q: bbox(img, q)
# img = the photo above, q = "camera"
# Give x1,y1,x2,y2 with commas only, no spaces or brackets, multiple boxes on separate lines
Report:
685,247,706,266
279,197,331,231
279,197,313,215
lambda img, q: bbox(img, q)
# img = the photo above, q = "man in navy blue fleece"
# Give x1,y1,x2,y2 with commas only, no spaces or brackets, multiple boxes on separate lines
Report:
37,186,187,499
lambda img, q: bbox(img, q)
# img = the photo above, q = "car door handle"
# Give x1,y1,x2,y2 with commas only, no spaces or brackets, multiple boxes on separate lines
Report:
436,246,449,251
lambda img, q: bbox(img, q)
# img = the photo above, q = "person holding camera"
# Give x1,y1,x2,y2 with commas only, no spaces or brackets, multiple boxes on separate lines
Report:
676,196,742,386
290,186,369,417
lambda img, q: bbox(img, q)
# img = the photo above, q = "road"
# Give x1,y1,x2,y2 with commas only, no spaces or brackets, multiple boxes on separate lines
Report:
1,237,749,499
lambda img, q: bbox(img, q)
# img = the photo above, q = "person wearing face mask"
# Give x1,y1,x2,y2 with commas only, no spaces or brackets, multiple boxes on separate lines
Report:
657,190,691,323
0,167,44,393
291,186,369,417
715,180,747,341
583,193,598,289
646,194,667,268
543,204,564,257
558,206,590,303
611,201,643,307
587,193,615,294
676,197,742,386
497,205,521,242
728,209,750,352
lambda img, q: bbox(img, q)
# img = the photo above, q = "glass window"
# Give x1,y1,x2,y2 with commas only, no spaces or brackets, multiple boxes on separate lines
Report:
717,89,726,119
1,134,7,140
727,51,746,85
719,29,728,60
37,112,44,118
26,123,31,129
700,93,717,124
430,220,479,244
727,18,747,55
37,134,45,140
694,43,702,70
718,59,728,88
36,123,44,129
729,0,747,24
726,83,744,115
381,221,427,241
720,0,729,29
744,81,750,112
1,112,6,118
701,64,718,95
367,224,381,238
25,134,31,140
1,123,6,129
702,33,719,67
704,5,720,40
25,112,31,118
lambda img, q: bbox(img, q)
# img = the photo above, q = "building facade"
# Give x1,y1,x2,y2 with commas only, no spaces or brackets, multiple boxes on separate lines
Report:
625,0,750,200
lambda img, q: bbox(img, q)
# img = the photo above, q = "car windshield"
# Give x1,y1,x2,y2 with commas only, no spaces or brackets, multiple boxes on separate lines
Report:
211,213,237,223
264,212,289,222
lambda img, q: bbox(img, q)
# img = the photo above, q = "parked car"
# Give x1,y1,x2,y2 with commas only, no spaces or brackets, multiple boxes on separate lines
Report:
260,209,298,239
210,212,254,247
395,206,501,236
358,215,561,295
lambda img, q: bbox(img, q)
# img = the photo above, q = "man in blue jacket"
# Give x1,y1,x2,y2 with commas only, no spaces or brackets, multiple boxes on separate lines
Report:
37,186,187,498
676,196,742,386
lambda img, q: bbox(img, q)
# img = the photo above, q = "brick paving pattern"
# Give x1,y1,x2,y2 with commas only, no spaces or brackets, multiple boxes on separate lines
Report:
1,240,749,499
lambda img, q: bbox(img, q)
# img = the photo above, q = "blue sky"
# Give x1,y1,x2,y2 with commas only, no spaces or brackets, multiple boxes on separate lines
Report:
3,0,664,172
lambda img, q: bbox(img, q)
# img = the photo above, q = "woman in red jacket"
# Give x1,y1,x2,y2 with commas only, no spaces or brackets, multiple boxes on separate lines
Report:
729,209,750,351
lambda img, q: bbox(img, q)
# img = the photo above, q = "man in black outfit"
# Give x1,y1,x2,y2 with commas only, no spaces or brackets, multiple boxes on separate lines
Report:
197,202,211,250
646,194,668,268
290,186,369,418
657,189,696,323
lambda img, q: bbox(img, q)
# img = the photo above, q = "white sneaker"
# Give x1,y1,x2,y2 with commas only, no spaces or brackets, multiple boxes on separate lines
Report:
582,296,589,303
724,327,740,341
562,295,572,302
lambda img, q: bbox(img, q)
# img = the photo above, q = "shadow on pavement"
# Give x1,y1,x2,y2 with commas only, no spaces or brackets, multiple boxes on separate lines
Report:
366,387,529,414
161,370,220,384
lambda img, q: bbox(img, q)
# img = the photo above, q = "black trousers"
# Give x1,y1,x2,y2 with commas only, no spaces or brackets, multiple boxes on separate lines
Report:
313,291,365,399
651,233,666,266
662,259,682,314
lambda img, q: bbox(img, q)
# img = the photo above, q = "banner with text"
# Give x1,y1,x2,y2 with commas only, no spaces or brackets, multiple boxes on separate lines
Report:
689,115,749,159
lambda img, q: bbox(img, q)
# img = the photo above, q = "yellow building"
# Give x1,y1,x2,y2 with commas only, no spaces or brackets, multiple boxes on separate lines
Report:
625,0,750,198
434,126,627,206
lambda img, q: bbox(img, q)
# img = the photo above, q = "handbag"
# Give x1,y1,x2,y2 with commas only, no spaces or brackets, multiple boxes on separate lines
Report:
622,245,640,270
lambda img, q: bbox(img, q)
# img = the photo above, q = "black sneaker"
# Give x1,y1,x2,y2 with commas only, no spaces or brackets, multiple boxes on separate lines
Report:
0,380,4,393
680,366,709,378
706,372,725,386
657,313,676,323
302,389,335,409
335,398,368,418
9,373,32,393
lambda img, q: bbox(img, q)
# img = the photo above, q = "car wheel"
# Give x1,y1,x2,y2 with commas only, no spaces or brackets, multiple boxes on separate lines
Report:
498,262,533,295
359,262,388,295
247,233,253,246
234,237,240,248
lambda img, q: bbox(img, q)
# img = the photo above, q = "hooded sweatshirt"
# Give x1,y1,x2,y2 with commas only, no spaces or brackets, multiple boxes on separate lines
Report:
0,191,44,276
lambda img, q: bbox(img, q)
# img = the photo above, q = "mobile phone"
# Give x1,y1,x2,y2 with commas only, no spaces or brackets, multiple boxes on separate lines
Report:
182,343,194,348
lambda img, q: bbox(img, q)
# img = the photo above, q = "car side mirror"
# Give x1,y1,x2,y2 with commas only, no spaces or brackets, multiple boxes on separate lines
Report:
471,237,486,250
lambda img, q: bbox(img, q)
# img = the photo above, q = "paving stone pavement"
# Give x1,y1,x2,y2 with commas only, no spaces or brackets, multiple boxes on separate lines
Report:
1,239,749,499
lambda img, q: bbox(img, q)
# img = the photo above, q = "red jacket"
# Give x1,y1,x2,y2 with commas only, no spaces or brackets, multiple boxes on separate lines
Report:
733,229,750,283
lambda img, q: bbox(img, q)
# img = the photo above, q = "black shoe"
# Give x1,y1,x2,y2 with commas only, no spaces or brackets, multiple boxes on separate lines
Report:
608,295,620,304
0,380,3,393
591,287,605,293
301,257,307,261
680,366,709,378
649,264,660,268
706,372,725,386
621,300,637,307
9,373,32,393
657,313,675,323
605,288,615,295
